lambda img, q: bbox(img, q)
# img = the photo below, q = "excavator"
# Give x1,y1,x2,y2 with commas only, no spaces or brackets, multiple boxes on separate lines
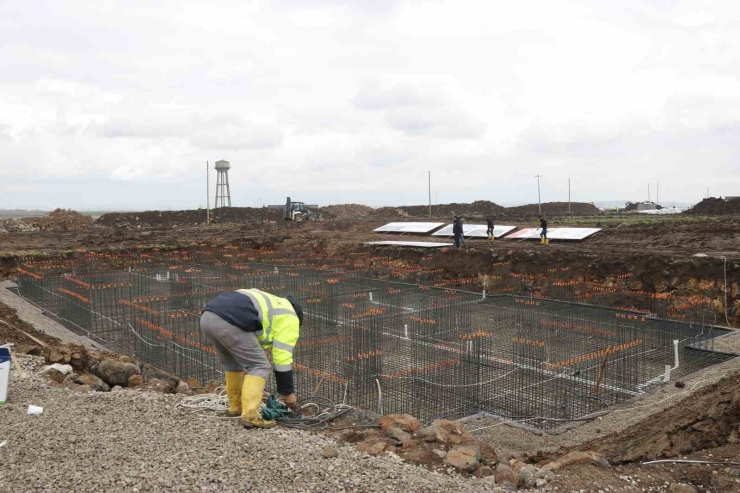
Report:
283,197,323,221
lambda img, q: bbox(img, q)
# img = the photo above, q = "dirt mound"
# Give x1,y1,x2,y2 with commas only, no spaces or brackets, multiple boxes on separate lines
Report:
318,204,375,219
505,202,600,216
685,197,740,215
590,372,740,463
0,209,94,234
29,209,94,231
373,200,506,219
0,302,59,353
97,207,283,228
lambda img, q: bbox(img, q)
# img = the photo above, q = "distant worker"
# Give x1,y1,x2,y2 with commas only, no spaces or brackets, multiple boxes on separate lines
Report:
200,289,303,429
453,216,466,248
486,215,495,241
539,216,548,245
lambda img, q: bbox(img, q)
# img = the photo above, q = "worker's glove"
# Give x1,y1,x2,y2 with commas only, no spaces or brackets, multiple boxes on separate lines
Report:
282,393,297,410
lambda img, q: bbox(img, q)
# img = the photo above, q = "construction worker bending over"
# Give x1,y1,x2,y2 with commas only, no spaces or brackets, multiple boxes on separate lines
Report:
539,216,549,244
200,289,303,429
486,215,495,241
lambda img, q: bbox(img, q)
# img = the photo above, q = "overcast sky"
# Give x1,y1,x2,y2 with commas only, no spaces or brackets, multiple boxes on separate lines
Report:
1,1,738,210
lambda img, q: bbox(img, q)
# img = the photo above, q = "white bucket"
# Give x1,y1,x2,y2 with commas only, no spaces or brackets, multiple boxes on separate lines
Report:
0,347,10,405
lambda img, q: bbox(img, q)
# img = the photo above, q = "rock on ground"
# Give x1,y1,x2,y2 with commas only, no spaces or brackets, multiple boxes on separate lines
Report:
0,369,503,492
92,359,141,387
444,446,480,472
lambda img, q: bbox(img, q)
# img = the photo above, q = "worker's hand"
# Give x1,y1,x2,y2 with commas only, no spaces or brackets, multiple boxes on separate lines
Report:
282,393,297,410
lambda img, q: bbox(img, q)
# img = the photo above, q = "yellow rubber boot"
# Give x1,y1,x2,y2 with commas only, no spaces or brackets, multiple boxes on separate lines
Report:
240,375,277,429
545,238,550,245
224,371,244,417
540,237,545,244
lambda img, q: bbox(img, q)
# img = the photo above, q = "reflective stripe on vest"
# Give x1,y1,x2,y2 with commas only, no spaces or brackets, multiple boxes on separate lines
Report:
272,340,294,354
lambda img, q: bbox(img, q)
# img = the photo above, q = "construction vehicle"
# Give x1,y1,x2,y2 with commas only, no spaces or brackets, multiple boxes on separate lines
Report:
283,197,323,221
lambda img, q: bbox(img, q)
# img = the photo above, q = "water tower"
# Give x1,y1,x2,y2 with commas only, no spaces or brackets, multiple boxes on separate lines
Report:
214,160,232,208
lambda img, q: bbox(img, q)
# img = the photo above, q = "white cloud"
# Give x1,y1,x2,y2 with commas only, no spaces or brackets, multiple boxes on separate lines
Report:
1,0,740,209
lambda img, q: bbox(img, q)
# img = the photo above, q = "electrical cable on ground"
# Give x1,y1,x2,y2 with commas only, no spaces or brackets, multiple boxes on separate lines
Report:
177,392,357,430
643,459,740,466
275,396,355,430
468,410,611,433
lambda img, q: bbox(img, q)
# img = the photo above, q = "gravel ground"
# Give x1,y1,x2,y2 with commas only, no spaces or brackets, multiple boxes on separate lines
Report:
0,280,102,350
0,360,503,493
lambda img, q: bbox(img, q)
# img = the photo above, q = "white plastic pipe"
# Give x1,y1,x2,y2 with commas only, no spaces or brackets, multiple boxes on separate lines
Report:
663,364,672,383
673,339,680,369
482,290,486,299
403,324,409,339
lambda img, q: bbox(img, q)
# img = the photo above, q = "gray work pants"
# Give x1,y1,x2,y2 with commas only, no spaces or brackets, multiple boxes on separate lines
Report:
200,311,271,378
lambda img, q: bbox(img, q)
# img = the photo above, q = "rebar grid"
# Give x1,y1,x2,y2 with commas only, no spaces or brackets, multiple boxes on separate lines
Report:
13,257,734,427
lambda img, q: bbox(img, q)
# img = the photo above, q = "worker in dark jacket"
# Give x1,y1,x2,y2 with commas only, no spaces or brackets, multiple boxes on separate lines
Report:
201,289,303,429
486,215,495,241
539,216,548,244
453,216,465,248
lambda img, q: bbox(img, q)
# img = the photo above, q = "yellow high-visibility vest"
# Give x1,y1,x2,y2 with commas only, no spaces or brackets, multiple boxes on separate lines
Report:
236,289,300,371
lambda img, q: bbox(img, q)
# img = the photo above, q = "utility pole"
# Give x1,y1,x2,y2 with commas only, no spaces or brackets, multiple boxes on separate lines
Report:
647,183,651,203
568,178,571,214
535,175,543,215
428,171,432,218
206,161,210,225
657,181,660,207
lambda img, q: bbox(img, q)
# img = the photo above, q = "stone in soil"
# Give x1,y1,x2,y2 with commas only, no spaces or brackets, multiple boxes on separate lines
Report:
137,378,174,393
204,379,220,393
379,414,422,434
357,441,386,456
71,373,110,392
494,463,518,486
322,444,339,458
518,464,541,489
388,427,412,444
417,419,471,445
92,359,141,387
443,446,480,472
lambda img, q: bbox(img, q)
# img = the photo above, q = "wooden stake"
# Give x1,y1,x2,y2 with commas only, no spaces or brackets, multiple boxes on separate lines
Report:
0,318,48,347
9,347,26,379
593,346,613,395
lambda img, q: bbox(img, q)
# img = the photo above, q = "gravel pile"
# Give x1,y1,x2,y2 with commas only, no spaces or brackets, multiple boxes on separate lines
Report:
0,362,502,493
0,218,38,234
